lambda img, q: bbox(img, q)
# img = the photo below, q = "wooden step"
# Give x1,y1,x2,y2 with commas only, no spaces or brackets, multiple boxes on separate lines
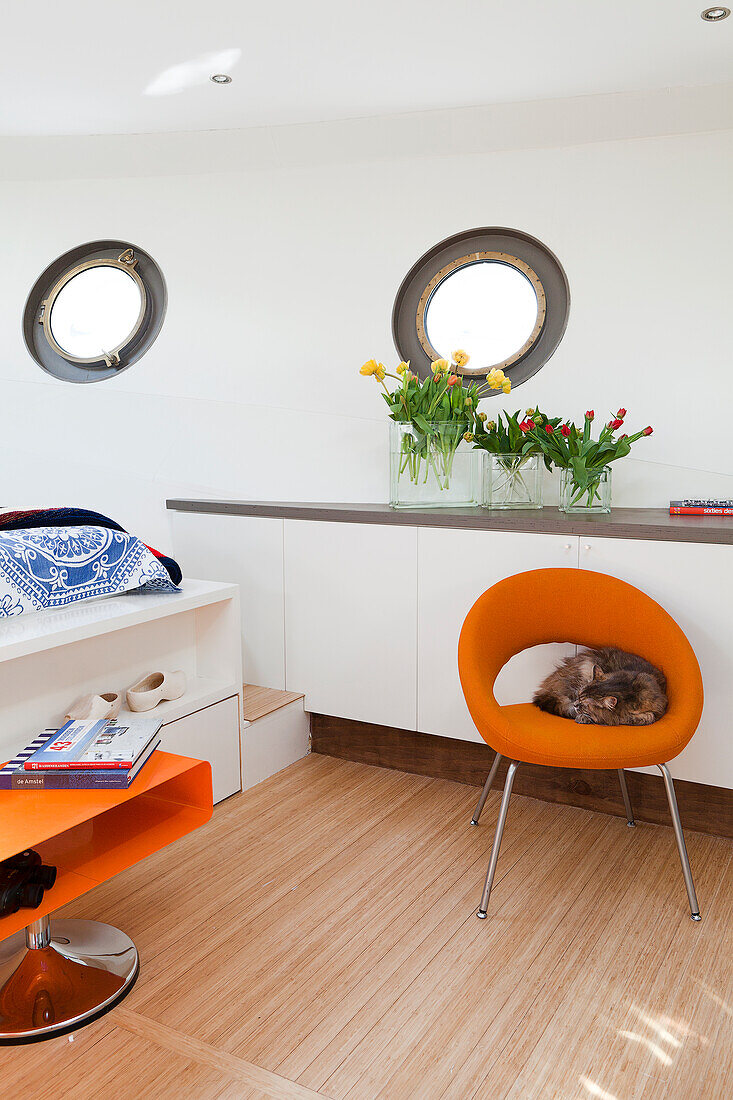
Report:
242,684,304,723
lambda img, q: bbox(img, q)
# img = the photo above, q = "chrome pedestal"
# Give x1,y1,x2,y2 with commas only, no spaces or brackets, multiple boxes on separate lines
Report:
0,916,138,1042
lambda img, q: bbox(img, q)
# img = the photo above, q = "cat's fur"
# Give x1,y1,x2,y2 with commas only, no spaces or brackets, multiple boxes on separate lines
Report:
533,647,668,726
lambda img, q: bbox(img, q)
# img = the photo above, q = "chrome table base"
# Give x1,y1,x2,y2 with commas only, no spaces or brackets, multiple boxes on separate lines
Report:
472,754,701,923
0,916,138,1042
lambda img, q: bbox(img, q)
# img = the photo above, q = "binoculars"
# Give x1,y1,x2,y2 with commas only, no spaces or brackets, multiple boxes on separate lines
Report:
0,849,57,918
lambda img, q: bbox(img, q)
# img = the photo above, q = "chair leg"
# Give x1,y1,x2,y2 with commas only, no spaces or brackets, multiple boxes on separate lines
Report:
477,760,519,919
471,752,503,825
617,768,636,827
658,763,701,921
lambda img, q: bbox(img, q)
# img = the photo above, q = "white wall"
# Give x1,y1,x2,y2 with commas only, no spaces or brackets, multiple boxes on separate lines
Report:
0,104,731,549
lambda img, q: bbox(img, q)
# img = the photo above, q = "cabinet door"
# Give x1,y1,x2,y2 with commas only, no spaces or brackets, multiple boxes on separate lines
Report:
580,537,732,788
284,520,418,728
161,695,241,803
169,512,284,688
418,529,579,742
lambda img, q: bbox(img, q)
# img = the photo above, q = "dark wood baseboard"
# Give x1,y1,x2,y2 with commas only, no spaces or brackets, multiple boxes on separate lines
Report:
310,713,733,839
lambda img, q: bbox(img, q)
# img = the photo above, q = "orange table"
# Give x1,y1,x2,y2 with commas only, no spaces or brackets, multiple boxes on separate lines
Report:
0,751,212,1042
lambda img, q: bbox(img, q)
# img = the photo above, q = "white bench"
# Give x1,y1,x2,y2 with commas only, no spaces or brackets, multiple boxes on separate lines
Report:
0,579,242,803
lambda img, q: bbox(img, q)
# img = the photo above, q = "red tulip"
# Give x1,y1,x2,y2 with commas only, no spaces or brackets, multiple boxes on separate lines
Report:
643,426,653,436
585,410,594,421
561,424,571,437
446,374,460,387
610,418,624,430
619,433,628,440
545,424,554,434
616,408,627,419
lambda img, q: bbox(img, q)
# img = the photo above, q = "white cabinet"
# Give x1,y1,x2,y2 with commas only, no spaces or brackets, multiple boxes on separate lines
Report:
418,529,579,741
579,538,733,788
284,520,418,729
161,695,241,803
169,512,285,688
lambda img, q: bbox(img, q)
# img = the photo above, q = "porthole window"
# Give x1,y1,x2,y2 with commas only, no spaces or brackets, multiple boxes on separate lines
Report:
392,227,570,390
23,240,167,383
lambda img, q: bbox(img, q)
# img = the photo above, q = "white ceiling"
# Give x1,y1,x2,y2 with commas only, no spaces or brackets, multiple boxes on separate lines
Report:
2,1,732,137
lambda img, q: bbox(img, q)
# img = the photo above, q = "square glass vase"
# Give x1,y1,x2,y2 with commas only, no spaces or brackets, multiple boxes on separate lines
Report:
559,466,612,513
389,421,480,509
482,453,543,509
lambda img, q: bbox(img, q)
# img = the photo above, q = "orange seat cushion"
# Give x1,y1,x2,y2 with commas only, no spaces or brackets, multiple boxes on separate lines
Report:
458,569,703,770
486,704,696,770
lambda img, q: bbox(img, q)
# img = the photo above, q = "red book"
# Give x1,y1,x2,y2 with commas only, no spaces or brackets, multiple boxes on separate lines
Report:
669,507,733,516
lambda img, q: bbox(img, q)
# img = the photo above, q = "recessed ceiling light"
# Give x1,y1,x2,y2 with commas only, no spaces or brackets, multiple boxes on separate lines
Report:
701,6,730,20
210,73,232,84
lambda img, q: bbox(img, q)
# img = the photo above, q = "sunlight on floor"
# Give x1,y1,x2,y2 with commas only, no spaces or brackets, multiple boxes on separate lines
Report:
579,1075,619,1099
628,1006,681,1048
618,1030,673,1066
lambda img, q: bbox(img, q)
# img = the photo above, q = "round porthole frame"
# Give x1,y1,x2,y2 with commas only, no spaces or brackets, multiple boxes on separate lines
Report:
392,226,570,391
23,240,167,383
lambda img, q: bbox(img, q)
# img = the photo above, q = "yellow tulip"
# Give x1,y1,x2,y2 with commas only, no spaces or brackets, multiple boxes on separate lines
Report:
486,419,496,431
396,360,410,375
503,382,511,394
375,362,386,380
360,359,378,376
452,349,470,368
431,358,450,374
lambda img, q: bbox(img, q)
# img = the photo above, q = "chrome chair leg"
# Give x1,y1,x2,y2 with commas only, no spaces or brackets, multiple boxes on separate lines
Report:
471,752,503,825
658,763,701,921
617,768,636,827
477,760,519,919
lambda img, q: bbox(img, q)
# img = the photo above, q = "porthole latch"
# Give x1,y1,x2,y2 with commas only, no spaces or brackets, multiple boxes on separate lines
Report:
118,248,138,269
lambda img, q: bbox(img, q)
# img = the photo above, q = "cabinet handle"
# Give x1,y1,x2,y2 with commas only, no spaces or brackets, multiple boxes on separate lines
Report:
584,544,591,551
564,544,572,551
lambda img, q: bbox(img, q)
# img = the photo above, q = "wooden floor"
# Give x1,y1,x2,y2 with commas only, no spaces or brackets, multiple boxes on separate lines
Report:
3,755,732,1100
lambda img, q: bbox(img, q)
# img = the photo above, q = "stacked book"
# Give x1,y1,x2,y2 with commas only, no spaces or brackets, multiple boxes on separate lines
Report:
0,717,161,790
669,499,733,516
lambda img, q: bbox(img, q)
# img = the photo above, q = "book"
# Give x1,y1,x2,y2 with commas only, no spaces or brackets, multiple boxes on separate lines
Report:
0,732,160,789
670,499,733,507
23,717,161,771
669,506,733,516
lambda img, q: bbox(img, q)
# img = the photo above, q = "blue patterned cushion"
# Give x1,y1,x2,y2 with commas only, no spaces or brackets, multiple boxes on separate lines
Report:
0,525,178,617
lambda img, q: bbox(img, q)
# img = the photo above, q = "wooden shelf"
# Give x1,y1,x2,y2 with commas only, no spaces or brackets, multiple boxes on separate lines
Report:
0,751,212,939
166,499,733,546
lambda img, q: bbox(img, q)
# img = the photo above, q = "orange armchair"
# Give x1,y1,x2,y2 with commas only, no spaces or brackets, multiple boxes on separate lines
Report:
458,568,704,921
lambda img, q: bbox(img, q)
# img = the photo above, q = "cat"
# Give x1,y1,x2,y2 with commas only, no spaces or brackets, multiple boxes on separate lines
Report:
533,646,668,726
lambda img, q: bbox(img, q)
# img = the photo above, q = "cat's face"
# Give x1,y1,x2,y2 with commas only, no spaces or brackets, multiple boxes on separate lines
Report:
574,680,619,724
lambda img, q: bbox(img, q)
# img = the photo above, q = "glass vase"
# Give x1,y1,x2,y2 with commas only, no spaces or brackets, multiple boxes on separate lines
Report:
482,453,543,509
559,466,612,513
389,421,480,509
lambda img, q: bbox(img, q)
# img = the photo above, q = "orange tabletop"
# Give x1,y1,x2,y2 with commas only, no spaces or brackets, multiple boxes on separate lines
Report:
0,751,213,940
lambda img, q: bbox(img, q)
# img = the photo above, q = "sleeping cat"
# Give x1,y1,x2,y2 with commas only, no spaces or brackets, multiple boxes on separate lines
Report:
533,647,668,726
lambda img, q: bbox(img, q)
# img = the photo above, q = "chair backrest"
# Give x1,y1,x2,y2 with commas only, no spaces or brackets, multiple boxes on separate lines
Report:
458,568,703,725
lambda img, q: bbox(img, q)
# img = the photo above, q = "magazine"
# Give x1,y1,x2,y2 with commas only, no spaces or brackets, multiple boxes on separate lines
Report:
24,717,161,771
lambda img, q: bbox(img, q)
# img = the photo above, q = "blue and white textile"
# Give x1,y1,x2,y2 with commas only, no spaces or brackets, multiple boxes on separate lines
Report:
0,525,178,618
